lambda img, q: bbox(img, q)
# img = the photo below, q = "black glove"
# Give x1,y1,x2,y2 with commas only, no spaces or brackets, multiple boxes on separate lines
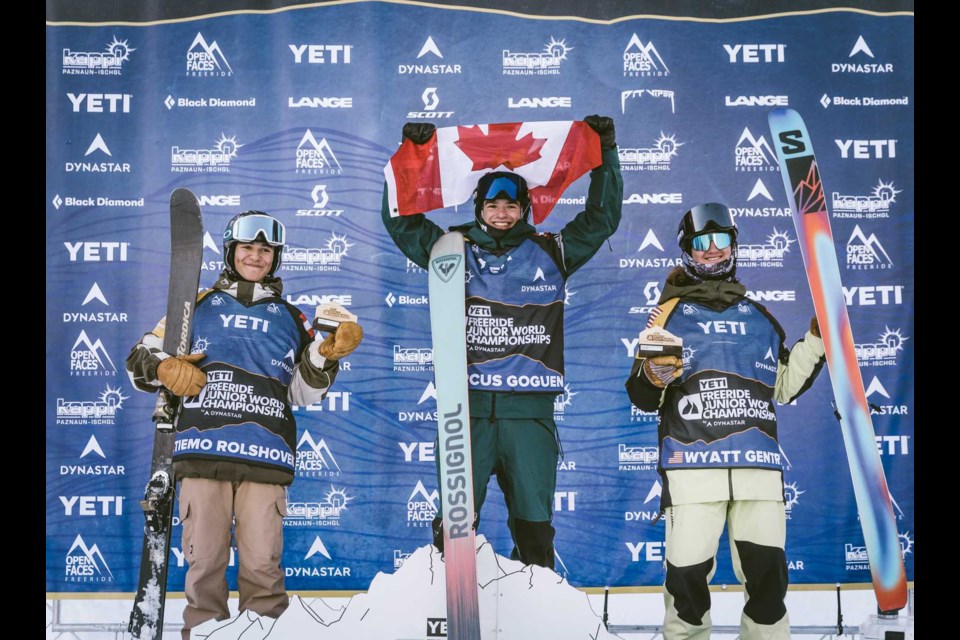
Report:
402,122,436,145
583,115,616,150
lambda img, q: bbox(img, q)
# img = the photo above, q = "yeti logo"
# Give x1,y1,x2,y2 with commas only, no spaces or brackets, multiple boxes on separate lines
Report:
431,254,461,282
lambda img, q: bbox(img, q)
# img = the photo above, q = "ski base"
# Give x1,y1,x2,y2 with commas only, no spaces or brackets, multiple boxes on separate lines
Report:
429,232,481,640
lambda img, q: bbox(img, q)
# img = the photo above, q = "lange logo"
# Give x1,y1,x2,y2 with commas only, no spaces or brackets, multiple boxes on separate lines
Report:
618,133,682,171
62,36,134,75
288,96,353,108
502,37,571,75
65,534,114,582
623,34,669,77
186,32,233,76
171,134,241,172
431,254,461,282
508,96,572,108
296,130,343,175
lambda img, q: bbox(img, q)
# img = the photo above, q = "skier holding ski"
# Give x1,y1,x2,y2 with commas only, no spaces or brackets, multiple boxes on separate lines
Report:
126,211,363,639
382,116,622,569
625,203,825,640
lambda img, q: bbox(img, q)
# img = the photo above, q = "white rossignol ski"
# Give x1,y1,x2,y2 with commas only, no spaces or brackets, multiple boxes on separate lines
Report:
128,188,204,639
768,108,907,612
428,232,481,640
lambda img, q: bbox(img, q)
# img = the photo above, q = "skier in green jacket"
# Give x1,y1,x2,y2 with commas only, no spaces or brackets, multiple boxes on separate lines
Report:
381,116,622,568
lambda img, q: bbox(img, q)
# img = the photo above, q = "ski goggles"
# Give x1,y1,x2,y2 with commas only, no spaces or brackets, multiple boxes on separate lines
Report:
479,173,525,202
226,214,286,247
690,232,733,251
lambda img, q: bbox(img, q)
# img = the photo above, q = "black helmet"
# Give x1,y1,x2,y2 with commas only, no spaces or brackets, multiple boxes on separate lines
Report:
677,203,738,252
223,210,286,279
677,203,739,281
473,171,532,229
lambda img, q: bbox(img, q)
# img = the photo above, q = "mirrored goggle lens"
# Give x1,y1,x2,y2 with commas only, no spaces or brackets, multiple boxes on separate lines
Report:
691,232,732,251
483,175,521,201
230,215,285,246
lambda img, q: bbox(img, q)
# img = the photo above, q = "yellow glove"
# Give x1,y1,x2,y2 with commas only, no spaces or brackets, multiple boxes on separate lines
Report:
642,355,683,388
319,321,364,360
156,353,207,396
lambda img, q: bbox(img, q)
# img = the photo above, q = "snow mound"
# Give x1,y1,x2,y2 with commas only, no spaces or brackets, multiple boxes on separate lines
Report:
193,535,622,639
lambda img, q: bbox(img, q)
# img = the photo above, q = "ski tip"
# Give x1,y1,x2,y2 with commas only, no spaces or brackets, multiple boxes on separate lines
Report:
170,187,199,206
767,107,796,123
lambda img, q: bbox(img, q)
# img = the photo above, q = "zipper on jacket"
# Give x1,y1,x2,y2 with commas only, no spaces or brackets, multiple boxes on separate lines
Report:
727,468,734,501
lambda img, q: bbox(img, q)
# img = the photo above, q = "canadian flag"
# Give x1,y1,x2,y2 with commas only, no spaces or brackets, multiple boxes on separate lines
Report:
385,121,601,224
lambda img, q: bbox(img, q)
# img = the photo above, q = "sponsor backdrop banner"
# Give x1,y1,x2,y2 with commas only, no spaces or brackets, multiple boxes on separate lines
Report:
46,1,914,594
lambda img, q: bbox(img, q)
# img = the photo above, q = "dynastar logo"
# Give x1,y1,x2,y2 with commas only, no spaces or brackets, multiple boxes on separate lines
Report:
737,228,795,267
63,282,127,323
186,33,233,76
399,36,462,74
507,96,572,109
864,376,909,417
295,430,342,477
832,179,900,219
747,179,775,201
282,232,353,272
502,37,571,75
835,139,897,159
621,88,675,114
65,534,114,582
618,133,683,171
623,34,669,77
67,93,131,113
394,344,434,371
62,36,134,75
285,537,352,578
397,383,438,423
289,44,353,64
619,230,683,270
408,87,453,119
846,225,893,269
171,134,241,173
56,384,128,425
296,130,343,175
296,184,344,217
855,327,907,367
723,44,786,63
832,36,893,74
406,480,439,527
65,134,130,173
60,435,126,476
70,330,117,376
735,127,778,172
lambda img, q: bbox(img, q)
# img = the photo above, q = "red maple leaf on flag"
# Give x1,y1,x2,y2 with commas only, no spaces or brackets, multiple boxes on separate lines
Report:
454,123,547,171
